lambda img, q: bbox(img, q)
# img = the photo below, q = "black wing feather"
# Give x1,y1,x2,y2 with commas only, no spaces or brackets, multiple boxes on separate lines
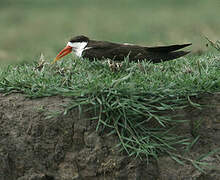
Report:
83,40,191,63
146,43,192,52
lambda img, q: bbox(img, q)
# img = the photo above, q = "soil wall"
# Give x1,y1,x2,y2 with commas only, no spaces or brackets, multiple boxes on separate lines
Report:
0,93,220,180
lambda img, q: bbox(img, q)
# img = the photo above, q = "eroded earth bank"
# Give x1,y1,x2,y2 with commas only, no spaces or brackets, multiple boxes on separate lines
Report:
0,93,220,180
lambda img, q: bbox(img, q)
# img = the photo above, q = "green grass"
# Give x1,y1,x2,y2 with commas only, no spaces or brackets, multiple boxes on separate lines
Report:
1,51,220,98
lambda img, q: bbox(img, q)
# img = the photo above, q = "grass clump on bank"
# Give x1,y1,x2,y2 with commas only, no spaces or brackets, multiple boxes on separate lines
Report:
0,50,220,169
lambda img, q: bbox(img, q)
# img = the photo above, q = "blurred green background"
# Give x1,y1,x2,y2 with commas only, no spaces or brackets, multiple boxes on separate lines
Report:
0,0,219,63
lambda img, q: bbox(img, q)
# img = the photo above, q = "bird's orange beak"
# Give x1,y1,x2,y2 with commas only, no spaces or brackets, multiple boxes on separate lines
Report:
52,45,72,64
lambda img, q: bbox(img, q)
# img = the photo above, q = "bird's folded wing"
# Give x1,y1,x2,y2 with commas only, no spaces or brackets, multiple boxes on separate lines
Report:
146,43,192,52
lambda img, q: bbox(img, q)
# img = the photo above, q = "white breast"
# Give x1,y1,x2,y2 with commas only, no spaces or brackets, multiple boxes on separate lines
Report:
67,41,88,57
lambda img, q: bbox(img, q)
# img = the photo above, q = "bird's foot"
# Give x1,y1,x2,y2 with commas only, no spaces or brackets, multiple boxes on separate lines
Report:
107,60,123,71
35,53,49,71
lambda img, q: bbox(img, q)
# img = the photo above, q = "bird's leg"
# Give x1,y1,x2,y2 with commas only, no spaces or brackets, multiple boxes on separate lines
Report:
35,53,48,71
137,60,145,72
107,59,123,71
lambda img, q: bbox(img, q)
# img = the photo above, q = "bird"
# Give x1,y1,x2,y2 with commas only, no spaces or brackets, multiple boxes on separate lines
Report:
53,35,191,64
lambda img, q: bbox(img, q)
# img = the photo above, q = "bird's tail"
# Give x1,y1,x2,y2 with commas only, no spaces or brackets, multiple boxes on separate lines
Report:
145,43,191,63
154,51,190,63
146,43,192,52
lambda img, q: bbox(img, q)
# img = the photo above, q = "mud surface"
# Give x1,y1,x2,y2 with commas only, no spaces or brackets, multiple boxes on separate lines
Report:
0,93,220,180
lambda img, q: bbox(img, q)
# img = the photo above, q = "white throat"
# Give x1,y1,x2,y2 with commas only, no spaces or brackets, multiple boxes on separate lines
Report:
67,41,88,57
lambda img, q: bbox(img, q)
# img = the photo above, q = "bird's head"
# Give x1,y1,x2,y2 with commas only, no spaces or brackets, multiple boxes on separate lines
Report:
53,35,89,64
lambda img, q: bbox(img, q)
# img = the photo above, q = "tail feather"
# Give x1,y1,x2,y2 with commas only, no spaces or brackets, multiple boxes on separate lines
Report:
151,51,190,63
146,43,192,53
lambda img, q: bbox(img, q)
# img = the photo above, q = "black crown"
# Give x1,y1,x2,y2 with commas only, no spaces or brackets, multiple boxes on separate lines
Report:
69,35,89,43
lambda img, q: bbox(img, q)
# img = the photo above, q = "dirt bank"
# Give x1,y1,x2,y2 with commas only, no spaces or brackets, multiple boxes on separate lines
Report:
0,93,220,180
